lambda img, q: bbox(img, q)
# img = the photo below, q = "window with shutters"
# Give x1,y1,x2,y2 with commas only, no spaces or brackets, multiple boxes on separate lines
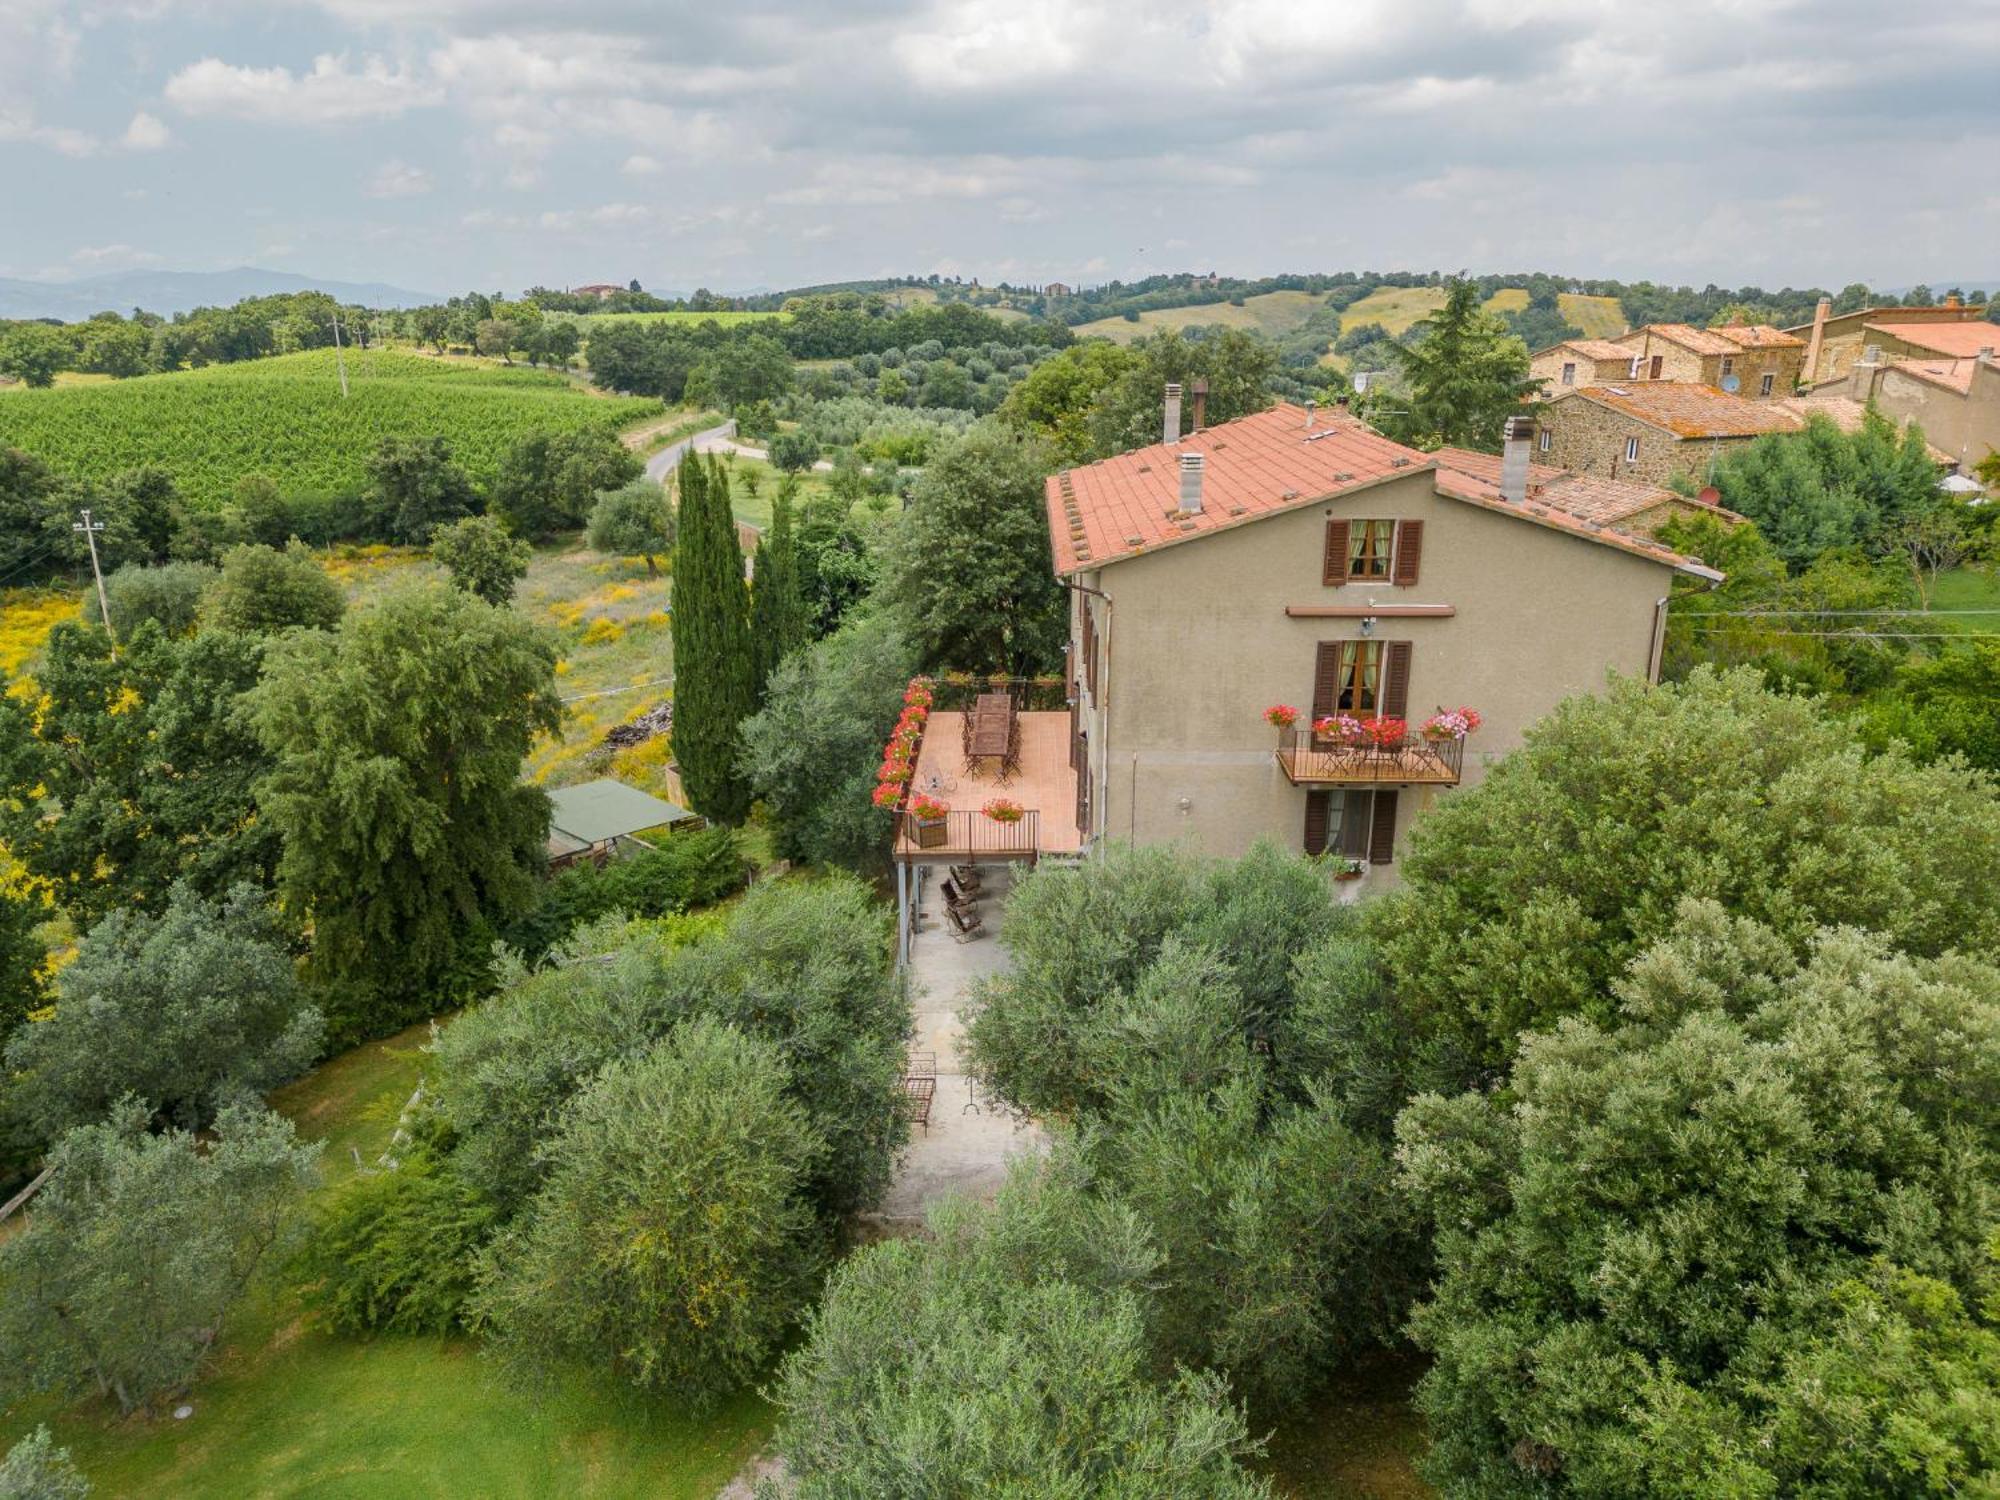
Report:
1334,641,1381,713
1313,639,1411,724
1347,520,1395,580
1305,789,1399,864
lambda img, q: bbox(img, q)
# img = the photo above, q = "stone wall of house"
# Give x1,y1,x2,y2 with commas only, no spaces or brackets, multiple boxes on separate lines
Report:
1717,345,1804,397
1541,397,1752,488
1614,331,1707,383
1869,361,2000,471
1531,349,1632,397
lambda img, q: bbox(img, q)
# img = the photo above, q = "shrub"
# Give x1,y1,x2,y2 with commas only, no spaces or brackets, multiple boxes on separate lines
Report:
585,480,675,576
102,561,214,639
472,1019,823,1407
0,1427,90,1500
5,883,322,1141
430,515,531,606
768,1164,1273,1497
294,1153,497,1334
0,1103,318,1415
1397,900,2000,1496
598,827,746,915
204,541,345,634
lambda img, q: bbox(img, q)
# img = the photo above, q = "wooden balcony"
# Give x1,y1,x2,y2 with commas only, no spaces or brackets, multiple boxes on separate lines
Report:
1275,726,1464,787
892,708,1082,863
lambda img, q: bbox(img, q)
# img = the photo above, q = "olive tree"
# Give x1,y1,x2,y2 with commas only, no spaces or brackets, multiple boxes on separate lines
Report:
585,480,676,576
1396,900,2000,1497
4,883,321,1141
1371,666,2000,1078
0,1103,318,1415
472,1019,822,1408
429,515,531,606
203,542,344,634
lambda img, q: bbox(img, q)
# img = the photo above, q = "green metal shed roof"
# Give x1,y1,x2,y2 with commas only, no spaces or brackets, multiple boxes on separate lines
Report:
547,778,691,845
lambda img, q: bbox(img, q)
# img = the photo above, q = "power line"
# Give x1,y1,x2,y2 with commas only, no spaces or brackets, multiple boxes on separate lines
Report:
0,536,71,590
1682,626,2000,639
1695,607,2000,618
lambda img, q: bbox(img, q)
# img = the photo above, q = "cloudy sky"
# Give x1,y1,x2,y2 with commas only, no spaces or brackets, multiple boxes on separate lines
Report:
4,0,1998,296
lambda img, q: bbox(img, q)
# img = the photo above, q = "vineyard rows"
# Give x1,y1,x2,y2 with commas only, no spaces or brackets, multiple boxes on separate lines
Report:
0,349,660,506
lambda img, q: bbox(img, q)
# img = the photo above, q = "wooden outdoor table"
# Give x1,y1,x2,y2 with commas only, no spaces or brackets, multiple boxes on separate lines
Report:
969,692,1013,758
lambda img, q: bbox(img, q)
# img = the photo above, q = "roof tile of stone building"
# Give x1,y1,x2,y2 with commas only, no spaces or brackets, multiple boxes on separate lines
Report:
1045,403,1719,579
1542,338,1633,361
1572,381,1803,438
1889,357,1980,394
1431,447,1743,527
1862,321,2000,358
1624,323,1802,355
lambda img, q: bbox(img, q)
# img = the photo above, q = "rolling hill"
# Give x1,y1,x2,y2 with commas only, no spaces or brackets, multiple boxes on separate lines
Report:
0,267,443,321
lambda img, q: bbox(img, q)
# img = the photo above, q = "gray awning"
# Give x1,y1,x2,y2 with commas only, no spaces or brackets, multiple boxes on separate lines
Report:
547,778,691,845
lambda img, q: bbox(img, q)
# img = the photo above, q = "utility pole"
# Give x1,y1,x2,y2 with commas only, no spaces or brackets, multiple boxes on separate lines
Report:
331,309,350,398
73,508,114,643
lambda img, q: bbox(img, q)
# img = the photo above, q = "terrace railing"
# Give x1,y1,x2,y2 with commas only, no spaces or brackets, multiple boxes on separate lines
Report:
899,808,1042,859
1275,727,1465,786
925,674,1069,713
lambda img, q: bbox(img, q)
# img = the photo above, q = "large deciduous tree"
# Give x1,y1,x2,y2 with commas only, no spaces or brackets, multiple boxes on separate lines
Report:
1397,901,2000,1497
1378,278,1539,451
365,435,478,544
0,1102,318,1416
4,882,321,1140
668,453,754,822
0,622,281,923
490,428,641,539
1370,665,2000,1078
204,542,345,634
249,582,561,1032
880,422,1063,675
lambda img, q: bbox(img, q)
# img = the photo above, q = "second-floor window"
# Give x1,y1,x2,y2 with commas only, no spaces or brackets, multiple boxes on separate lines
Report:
1624,435,1641,463
1331,640,1381,712
1760,372,1775,396
1560,361,1576,385
1721,356,1735,377
1538,428,1552,453
1348,520,1395,580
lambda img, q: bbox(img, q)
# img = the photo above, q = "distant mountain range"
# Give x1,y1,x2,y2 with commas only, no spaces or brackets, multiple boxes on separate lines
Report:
0,267,444,321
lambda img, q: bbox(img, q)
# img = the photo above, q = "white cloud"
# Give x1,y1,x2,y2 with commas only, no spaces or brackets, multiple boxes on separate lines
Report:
0,106,97,157
70,243,160,268
536,202,654,231
121,111,171,150
164,54,440,124
364,158,435,198
621,154,663,176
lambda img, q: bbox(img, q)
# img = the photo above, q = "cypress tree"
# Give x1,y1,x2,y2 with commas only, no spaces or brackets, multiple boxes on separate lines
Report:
750,485,808,698
670,454,755,823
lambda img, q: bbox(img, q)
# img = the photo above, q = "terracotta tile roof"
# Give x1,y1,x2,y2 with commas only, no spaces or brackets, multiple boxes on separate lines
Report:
1427,465,1723,581
1567,382,1803,438
1863,321,2000,358
1538,338,1633,361
1711,324,1805,350
1889,357,1980,394
1431,447,1739,526
1621,323,1742,356
1045,404,1720,581
1045,403,1429,574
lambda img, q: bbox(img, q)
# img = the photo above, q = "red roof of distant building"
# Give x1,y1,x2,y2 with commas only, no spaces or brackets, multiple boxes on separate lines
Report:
1045,403,1718,580
1889,357,1981,394
1431,448,1742,528
1542,338,1634,362
1622,323,1802,356
1565,382,1802,438
1863,321,2000,358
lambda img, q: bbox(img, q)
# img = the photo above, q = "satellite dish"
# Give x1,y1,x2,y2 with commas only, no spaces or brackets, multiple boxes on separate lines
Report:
1720,374,1742,393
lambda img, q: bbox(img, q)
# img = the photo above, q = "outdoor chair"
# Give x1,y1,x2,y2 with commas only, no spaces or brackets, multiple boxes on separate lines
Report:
945,904,986,943
940,876,978,911
948,864,983,891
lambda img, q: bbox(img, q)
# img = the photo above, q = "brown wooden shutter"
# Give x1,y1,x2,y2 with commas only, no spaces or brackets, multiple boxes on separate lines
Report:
1339,792,1371,858
1322,519,1350,586
1368,789,1399,864
1391,520,1422,586
1381,641,1412,718
1312,642,1342,722
1303,790,1331,855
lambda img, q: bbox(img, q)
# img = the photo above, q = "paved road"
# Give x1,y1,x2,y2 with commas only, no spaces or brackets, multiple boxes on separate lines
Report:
642,418,738,483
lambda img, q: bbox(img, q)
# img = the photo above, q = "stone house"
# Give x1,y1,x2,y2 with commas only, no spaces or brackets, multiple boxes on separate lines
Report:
1539,382,1801,486
1789,295,1995,384
1529,338,1636,397
1613,324,1805,397
1841,348,2000,473
1048,400,1720,879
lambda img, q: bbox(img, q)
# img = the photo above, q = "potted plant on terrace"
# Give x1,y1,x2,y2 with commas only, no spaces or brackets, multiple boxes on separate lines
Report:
982,797,1024,823
1420,706,1483,741
1264,704,1300,730
910,793,950,848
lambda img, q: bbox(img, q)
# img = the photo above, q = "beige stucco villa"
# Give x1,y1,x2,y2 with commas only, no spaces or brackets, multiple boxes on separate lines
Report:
1046,397,1723,881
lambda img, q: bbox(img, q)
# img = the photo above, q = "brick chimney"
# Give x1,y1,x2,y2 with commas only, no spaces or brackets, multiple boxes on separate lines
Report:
1804,295,1831,383
1499,415,1535,504
1162,383,1182,445
1190,378,1208,431
1178,452,1204,514
1945,294,1963,309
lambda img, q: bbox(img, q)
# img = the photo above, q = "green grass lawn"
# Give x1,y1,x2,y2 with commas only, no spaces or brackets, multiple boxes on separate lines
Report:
1262,1353,1432,1499
1,1019,773,1498
1925,566,2000,632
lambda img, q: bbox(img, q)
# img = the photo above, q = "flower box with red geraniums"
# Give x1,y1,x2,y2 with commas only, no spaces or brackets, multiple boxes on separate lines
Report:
1363,716,1407,750
874,677,940,813
1264,704,1300,729
1420,706,1483,742
982,798,1024,824
909,794,949,822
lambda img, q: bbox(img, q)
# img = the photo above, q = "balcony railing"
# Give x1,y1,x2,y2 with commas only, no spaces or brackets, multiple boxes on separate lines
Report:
899,808,1042,859
1275,727,1464,786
